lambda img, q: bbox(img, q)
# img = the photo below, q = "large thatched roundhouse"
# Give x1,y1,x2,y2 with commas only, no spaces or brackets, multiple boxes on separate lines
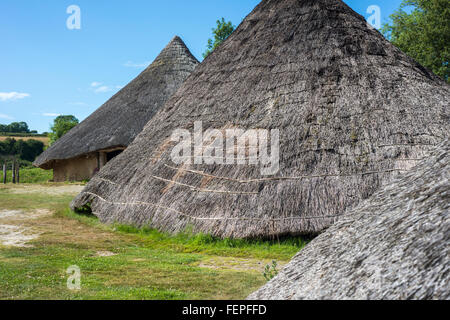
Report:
249,140,449,300
34,36,199,182
72,0,449,238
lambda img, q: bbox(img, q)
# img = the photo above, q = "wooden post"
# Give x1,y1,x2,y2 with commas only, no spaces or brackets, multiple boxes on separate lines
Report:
16,163,20,184
2,162,6,184
11,160,15,184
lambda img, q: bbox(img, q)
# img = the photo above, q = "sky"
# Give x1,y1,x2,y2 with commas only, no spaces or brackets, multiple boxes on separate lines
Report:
0,0,403,133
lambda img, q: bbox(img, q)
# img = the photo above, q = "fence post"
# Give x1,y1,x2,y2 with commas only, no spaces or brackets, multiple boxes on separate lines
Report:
12,160,15,184
2,162,6,184
16,163,20,184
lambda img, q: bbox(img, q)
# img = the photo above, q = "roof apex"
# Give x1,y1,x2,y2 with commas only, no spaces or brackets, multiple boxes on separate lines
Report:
151,35,198,66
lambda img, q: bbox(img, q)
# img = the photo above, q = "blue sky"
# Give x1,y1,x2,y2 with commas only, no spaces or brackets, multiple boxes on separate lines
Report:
0,0,403,133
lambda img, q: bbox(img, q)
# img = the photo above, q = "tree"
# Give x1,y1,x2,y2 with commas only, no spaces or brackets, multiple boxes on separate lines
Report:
49,115,79,145
382,0,449,82
7,122,20,133
18,140,45,162
17,122,30,133
0,138,16,155
203,18,235,59
0,138,44,162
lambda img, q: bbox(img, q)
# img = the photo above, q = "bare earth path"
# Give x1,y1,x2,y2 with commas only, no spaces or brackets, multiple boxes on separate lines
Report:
0,209,51,247
5,184,84,196
0,184,83,247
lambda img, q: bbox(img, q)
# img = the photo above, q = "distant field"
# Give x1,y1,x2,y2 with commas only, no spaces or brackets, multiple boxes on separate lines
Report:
0,136,50,146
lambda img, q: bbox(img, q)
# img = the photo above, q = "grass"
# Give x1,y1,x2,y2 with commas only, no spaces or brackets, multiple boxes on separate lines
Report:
112,223,308,260
0,188,73,211
0,185,308,300
2,167,53,184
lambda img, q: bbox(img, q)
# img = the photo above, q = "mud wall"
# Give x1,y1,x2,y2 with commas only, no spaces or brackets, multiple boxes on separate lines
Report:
52,154,100,182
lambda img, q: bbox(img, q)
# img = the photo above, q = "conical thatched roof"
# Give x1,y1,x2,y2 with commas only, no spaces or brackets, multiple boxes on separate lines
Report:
34,36,199,169
71,0,449,238
249,140,449,300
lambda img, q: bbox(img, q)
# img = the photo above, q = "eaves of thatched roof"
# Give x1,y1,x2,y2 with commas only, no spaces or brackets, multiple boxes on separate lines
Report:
71,0,449,238
34,36,199,169
249,140,449,300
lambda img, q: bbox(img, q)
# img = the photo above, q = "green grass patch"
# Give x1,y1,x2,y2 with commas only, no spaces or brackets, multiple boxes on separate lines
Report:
113,224,309,261
0,243,264,300
0,190,73,212
2,167,53,183
54,207,99,227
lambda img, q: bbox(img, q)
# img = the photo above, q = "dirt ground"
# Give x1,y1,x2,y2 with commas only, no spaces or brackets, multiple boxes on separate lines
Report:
5,184,84,196
0,209,51,247
0,185,82,248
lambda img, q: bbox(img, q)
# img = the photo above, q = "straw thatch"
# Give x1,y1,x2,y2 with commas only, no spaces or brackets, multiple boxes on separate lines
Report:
249,140,449,300
34,36,199,169
71,0,449,238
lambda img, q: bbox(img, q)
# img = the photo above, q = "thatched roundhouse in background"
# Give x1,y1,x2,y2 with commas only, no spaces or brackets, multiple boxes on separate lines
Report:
34,36,199,182
249,140,449,300
72,0,449,238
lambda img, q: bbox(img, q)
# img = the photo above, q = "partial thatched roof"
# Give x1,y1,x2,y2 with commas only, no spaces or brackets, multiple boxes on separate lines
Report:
71,0,449,238
249,140,449,300
34,36,199,169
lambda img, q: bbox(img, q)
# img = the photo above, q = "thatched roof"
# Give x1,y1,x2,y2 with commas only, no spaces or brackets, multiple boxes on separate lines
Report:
34,36,199,169
71,0,449,238
249,140,449,300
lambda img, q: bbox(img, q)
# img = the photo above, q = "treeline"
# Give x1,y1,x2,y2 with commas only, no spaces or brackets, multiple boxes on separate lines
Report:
0,138,44,163
0,121,37,134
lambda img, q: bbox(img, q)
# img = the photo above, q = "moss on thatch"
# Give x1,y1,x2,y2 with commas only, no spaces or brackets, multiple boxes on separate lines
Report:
34,36,199,169
249,140,449,300
71,0,449,238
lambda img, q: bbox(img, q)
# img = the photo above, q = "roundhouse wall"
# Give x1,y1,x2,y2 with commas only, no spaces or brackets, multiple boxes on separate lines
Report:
53,154,100,182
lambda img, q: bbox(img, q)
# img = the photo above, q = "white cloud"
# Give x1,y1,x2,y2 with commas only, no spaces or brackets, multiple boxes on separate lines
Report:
69,102,88,106
90,82,102,88
124,61,150,68
90,82,121,94
0,113,14,120
42,113,61,117
0,92,30,101
95,86,113,93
